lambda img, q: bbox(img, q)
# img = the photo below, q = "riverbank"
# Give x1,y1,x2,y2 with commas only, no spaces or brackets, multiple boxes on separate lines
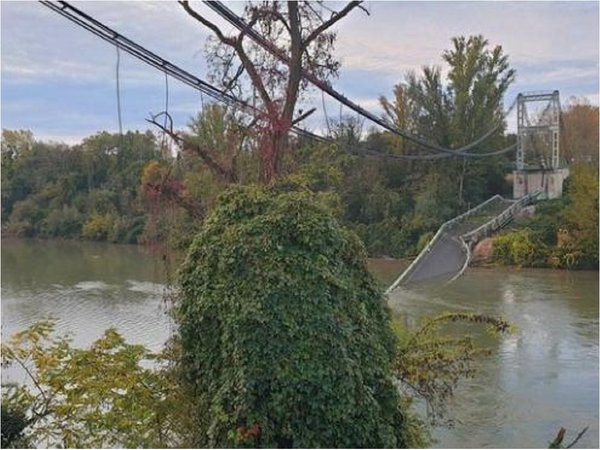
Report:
3,238,598,448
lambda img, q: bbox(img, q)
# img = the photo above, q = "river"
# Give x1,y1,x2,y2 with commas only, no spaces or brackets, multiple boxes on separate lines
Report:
2,239,598,448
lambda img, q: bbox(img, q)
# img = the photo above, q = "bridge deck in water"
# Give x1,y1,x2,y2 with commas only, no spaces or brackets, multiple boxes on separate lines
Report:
386,192,540,292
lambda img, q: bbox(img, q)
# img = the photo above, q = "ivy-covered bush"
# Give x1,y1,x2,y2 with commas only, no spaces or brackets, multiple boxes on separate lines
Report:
176,184,414,448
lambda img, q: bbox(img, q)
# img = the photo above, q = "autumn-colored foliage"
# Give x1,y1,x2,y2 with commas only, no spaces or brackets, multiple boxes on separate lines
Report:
561,97,599,164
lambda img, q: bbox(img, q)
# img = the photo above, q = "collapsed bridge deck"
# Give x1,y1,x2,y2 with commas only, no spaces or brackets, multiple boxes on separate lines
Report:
386,191,540,292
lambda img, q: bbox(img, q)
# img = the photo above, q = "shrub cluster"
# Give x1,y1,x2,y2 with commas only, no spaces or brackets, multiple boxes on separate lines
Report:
176,184,414,448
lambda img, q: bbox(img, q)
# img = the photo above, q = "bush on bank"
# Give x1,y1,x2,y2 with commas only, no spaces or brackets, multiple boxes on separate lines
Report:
492,164,598,270
176,183,419,448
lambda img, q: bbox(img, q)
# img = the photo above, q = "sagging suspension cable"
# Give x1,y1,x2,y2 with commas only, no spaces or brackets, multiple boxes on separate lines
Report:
204,0,513,157
115,46,123,137
322,90,332,137
161,70,170,156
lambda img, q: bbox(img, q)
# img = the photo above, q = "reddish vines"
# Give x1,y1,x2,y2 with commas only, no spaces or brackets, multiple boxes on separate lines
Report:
178,1,365,184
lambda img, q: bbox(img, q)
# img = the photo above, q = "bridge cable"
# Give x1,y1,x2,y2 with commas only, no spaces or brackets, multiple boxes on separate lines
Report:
115,46,123,137
39,1,325,143
205,1,516,158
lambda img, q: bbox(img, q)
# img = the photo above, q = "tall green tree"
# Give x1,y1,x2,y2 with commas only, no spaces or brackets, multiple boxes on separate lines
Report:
443,35,515,205
396,35,515,208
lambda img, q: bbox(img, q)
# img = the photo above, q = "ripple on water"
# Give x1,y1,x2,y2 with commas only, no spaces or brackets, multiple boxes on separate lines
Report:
126,279,168,295
74,280,113,291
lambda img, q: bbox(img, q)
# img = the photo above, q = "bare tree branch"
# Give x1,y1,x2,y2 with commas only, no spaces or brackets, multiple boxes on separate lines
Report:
146,117,237,184
305,2,325,24
291,107,316,126
179,1,274,108
567,426,589,449
237,12,261,42
283,1,302,123
146,117,182,143
234,40,273,109
302,1,364,48
223,63,245,93
251,5,292,35
179,1,236,46
357,4,370,15
8,354,52,419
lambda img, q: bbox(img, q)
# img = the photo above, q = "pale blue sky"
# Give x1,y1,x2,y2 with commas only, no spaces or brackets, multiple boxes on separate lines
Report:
2,1,599,143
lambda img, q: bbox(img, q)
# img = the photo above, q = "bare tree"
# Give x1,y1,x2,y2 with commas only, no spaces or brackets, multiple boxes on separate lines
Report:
179,1,366,183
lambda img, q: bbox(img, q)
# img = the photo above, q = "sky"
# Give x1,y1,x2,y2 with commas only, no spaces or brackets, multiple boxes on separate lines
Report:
1,1,599,144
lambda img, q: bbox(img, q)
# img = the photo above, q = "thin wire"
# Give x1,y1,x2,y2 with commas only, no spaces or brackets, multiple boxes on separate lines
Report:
115,46,123,136
164,71,169,127
161,70,169,155
322,90,331,136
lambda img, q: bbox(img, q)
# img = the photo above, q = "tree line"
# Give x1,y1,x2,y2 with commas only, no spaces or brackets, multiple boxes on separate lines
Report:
2,0,598,446
2,99,597,262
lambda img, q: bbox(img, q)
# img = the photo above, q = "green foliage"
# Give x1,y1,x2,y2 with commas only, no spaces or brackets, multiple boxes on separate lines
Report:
1,319,181,448
176,184,417,448
1,403,29,448
416,231,435,253
560,164,599,268
2,130,162,244
493,228,542,267
41,205,83,238
493,164,598,270
393,313,511,425
81,212,116,241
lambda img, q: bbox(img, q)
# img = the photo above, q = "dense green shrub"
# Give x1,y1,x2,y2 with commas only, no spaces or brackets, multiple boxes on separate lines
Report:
176,184,415,448
41,205,82,238
1,404,28,448
7,199,45,237
493,164,598,270
492,229,544,267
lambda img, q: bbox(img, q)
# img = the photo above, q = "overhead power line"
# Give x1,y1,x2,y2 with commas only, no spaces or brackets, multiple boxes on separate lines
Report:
352,142,516,161
39,0,513,162
38,0,327,143
205,0,516,158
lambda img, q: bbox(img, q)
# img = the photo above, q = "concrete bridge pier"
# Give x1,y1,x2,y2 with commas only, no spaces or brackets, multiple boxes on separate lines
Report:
513,167,569,200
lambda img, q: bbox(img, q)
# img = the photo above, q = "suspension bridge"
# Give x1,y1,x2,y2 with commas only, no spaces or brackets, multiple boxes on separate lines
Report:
385,189,542,292
39,1,569,291
386,90,567,292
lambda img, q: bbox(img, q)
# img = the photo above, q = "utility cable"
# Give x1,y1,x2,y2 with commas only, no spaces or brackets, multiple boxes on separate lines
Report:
205,0,516,158
115,46,123,136
39,1,320,142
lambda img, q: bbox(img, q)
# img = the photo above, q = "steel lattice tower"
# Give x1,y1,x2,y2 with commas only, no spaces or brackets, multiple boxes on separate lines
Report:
516,90,561,170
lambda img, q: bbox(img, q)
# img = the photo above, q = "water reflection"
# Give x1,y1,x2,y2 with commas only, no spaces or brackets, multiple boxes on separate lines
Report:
388,267,598,448
1,239,171,354
2,241,598,448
